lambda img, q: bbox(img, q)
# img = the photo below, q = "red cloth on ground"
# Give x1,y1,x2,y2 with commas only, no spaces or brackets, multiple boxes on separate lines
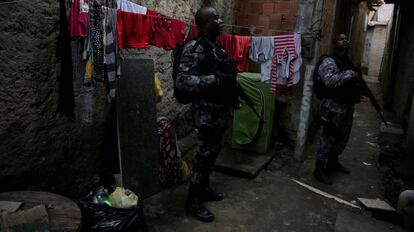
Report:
185,25,199,42
116,10,150,49
69,0,88,38
148,10,186,50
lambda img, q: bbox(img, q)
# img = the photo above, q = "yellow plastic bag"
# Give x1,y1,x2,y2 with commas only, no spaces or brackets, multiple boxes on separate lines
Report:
108,187,138,209
181,160,191,182
154,72,164,103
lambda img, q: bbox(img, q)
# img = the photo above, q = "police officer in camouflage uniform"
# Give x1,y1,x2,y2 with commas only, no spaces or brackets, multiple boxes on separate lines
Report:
314,34,362,185
175,6,233,222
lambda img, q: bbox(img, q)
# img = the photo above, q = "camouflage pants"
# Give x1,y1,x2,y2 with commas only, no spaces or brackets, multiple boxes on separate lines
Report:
316,107,354,162
190,126,226,187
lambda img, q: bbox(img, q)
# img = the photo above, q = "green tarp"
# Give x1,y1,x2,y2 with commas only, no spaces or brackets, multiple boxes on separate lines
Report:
232,73,275,154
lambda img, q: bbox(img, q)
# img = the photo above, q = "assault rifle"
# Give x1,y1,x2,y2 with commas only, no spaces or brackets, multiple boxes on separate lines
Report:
356,70,389,127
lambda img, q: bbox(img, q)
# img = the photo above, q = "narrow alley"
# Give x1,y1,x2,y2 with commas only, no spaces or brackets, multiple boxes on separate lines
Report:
143,77,402,231
1,0,413,231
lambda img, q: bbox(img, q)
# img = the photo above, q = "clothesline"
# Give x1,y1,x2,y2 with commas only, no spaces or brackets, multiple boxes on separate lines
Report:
223,24,299,35
110,8,298,35
75,0,304,100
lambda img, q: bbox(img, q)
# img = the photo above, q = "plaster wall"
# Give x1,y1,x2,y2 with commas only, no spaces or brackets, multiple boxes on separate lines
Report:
0,0,235,196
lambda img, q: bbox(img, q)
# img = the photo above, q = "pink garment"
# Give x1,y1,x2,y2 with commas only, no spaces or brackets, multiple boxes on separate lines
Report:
270,34,297,95
69,0,88,38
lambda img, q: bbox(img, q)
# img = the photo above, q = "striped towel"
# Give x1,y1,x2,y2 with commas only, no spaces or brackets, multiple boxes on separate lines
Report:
270,34,297,94
103,8,118,102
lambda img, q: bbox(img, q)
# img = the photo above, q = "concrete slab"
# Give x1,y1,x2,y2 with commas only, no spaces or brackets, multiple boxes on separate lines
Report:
215,146,277,178
357,198,396,212
118,58,160,198
335,209,404,232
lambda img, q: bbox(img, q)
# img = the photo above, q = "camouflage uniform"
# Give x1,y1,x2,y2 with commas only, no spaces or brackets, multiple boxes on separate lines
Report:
176,38,231,187
316,57,358,162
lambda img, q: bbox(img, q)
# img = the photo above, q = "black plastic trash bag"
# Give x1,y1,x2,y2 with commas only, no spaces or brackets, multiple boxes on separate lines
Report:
79,189,146,232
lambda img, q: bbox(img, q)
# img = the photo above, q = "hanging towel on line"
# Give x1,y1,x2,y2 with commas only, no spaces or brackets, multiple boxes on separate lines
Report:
116,10,150,49
270,34,297,94
249,36,274,82
148,9,186,51
69,0,89,38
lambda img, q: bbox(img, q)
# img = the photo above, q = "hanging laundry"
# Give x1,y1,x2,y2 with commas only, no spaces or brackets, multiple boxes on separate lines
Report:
83,32,94,84
57,0,75,117
217,34,234,55
116,0,147,14
148,10,186,51
91,1,105,81
233,35,251,72
185,25,198,42
291,33,302,85
69,0,89,38
103,7,118,102
249,36,274,82
108,6,121,76
116,10,150,49
270,34,298,94
217,34,250,72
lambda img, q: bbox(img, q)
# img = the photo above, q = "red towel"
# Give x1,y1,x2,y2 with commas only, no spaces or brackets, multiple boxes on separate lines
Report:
148,10,186,50
116,10,150,49
218,34,250,72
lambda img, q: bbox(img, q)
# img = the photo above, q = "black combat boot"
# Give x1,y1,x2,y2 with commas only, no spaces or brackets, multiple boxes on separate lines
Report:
200,187,225,202
185,184,215,222
328,156,350,174
313,159,333,185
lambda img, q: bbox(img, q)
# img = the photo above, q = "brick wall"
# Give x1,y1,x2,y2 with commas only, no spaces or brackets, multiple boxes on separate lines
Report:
235,0,300,35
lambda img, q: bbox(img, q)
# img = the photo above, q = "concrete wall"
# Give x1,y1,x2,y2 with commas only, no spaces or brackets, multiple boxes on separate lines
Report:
367,24,388,77
348,2,369,67
366,4,394,77
381,1,414,159
391,2,414,124
0,0,235,196
379,4,399,109
0,0,110,196
408,96,414,161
